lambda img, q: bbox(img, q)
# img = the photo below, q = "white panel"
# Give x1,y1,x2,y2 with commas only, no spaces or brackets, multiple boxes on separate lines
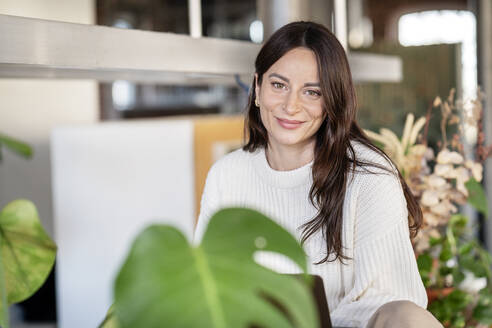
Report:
51,119,195,328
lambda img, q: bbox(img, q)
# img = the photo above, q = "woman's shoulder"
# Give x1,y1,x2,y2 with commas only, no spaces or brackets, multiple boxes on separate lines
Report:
347,139,403,197
349,139,398,175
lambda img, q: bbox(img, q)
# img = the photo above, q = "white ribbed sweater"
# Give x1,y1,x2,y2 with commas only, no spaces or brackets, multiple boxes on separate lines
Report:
193,142,427,328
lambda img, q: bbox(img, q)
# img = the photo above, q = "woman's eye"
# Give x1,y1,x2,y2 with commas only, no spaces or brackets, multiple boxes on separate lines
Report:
271,82,285,89
306,90,321,97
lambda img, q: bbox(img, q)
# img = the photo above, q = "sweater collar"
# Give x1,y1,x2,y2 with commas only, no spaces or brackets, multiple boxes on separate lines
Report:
251,147,313,189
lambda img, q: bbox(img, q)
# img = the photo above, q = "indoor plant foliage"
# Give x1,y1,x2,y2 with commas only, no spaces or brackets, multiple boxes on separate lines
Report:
366,88,492,328
0,200,57,328
0,134,56,328
101,207,320,328
0,133,33,162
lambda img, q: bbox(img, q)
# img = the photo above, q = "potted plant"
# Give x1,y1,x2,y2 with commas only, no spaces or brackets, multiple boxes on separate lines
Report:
365,88,492,327
419,214,492,327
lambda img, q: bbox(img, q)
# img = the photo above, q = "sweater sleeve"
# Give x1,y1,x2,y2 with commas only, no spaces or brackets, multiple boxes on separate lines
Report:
192,161,221,246
329,169,428,328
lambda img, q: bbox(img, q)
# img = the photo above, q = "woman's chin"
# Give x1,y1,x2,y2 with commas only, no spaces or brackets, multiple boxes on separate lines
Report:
271,136,305,148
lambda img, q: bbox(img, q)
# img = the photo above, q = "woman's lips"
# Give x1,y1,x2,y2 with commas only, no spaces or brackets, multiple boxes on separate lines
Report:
276,117,304,129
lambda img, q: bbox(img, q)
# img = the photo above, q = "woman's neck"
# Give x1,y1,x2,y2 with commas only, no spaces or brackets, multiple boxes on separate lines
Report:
265,140,315,171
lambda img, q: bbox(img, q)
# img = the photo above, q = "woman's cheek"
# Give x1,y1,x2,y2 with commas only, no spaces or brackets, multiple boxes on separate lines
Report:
306,103,324,119
266,90,286,105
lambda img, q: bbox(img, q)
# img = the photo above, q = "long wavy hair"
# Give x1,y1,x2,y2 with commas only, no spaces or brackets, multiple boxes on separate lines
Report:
242,21,422,264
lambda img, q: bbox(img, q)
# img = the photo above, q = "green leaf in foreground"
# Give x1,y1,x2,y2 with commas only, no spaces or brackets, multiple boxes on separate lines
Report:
465,178,489,217
0,199,57,327
0,134,33,160
113,207,319,328
99,304,119,328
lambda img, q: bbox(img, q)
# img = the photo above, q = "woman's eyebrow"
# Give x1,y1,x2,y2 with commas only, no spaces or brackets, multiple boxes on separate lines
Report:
268,73,320,87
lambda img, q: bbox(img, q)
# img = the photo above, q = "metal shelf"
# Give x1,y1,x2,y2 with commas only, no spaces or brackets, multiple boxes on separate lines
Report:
0,14,401,85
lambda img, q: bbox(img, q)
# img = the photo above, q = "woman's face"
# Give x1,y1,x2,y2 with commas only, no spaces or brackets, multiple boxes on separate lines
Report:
255,47,325,151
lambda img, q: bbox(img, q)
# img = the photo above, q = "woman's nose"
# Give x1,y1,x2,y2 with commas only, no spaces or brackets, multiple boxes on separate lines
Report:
283,91,301,115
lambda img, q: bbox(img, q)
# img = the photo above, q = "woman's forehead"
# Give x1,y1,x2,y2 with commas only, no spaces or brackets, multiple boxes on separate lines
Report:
266,47,319,83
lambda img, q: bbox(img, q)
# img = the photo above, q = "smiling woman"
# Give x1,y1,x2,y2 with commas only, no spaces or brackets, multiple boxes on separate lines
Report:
254,47,326,171
194,21,444,328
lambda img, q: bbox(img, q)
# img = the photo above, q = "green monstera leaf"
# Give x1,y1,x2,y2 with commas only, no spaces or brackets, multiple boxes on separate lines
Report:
98,304,119,328
112,207,319,328
0,199,57,328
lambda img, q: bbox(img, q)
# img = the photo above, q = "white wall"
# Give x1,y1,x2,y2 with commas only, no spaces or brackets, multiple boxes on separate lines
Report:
51,120,196,328
0,0,98,236
0,0,95,24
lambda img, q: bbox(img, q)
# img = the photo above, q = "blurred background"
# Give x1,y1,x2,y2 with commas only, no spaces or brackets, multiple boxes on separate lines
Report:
0,0,491,327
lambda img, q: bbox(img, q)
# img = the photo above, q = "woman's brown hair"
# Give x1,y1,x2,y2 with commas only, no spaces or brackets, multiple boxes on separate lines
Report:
242,21,422,264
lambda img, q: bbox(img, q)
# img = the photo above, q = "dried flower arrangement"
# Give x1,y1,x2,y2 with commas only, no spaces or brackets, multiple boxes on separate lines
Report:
365,88,492,328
